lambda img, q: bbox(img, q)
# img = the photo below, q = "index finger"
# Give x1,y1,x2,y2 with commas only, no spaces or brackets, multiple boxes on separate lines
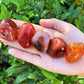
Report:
12,19,44,31
40,18,74,34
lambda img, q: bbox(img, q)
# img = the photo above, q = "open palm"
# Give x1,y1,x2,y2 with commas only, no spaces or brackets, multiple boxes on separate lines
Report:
1,18,84,75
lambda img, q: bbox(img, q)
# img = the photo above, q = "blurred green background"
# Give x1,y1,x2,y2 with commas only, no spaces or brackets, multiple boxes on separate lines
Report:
0,0,84,84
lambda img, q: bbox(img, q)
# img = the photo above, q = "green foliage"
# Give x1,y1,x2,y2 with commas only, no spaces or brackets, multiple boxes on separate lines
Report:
15,71,30,84
0,4,12,20
28,71,44,80
6,64,26,77
0,0,84,84
37,79,51,84
41,70,57,80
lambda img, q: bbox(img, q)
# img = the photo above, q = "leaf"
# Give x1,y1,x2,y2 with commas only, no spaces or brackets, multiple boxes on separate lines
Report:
78,75,84,79
2,48,8,55
14,71,30,84
37,79,51,84
60,12,70,20
42,70,56,80
22,5,31,10
79,80,84,84
51,79,61,84
19,0,25,9
34,8,39,15
36,1,44,10
54,0,62,18
28,79,35,84
12,14,29,22
0,0,2,5
6,64,26,77
27,11,34,18
69,5,74,15
0,42,2,48
74,19,81,29
60,0,66,4
75,16,84,29
11,0,19,8
2,46,11,55
0,5,12,19
2,0,11,5
47,0,55,7
10,57,17,65
66,15,73,22
80,16,84,28
72,8,79,18
28,71,44,80
34,8,40,23
41,9,48,17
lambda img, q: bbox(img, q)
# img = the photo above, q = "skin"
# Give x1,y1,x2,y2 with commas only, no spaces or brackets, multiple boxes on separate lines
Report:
1,18,84,76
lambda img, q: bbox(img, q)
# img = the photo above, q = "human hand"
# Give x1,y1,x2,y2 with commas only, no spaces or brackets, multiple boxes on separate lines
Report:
1,18,84,76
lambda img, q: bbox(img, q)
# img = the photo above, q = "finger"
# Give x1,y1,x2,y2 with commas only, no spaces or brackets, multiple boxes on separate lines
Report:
12,19,53,37
9,48,42,67
1,39,40,55
11,19,62,36
12,19,44,31
40,18,74,34
41,54,84,75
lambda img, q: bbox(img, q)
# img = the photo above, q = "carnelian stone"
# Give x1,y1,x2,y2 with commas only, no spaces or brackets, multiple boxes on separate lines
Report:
0,19,17,41
17,23,36,48
65,43,84,63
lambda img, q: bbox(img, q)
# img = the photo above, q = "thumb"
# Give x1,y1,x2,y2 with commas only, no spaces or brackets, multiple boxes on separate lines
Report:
40,18,73,34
